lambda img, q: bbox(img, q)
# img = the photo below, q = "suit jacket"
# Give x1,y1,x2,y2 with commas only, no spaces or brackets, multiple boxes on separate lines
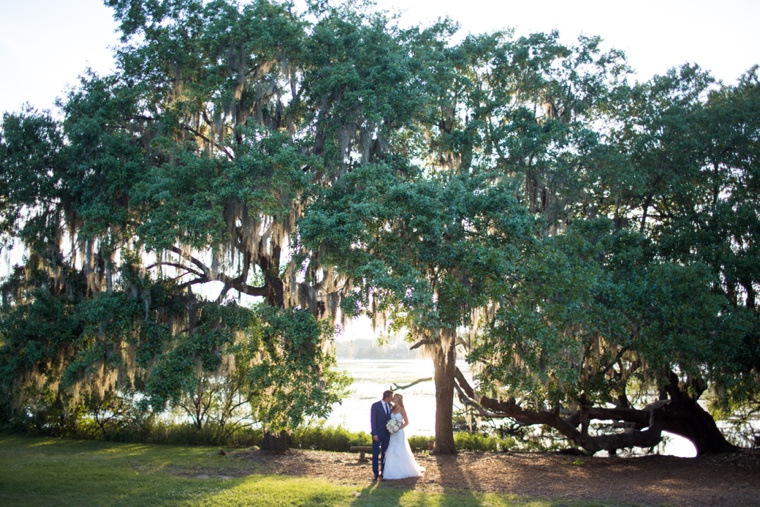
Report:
371,400,391,437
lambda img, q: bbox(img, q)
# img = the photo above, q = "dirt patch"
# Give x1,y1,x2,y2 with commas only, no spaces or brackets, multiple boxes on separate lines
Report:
228,447,760,506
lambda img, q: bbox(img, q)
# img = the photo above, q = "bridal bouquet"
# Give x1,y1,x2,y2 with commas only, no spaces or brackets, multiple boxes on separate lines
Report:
386,418,402,434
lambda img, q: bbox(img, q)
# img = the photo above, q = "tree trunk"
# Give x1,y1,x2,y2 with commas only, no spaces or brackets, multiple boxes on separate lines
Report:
661,396,738,455
261,430,289,452
659,373,738,455
432,333,457,454
259,247,289,453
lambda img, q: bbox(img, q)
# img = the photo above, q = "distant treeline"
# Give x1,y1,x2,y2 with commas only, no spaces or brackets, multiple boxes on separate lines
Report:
335,339,423,360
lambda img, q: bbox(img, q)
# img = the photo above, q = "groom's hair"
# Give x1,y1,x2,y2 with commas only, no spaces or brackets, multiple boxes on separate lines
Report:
382,390,394,400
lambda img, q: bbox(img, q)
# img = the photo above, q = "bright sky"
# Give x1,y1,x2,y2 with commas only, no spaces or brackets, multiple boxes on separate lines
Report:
1,0,758,115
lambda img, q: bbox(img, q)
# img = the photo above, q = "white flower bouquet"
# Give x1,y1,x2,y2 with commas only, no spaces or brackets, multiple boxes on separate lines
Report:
386,418,402,434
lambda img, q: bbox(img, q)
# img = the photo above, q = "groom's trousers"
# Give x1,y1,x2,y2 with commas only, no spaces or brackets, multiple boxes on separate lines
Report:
372,433,390,478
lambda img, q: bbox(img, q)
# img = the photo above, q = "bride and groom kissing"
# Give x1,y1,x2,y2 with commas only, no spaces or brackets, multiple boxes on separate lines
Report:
370,390,425,480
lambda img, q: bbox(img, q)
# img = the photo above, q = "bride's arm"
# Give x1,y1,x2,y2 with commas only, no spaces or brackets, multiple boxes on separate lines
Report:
401,409,409,429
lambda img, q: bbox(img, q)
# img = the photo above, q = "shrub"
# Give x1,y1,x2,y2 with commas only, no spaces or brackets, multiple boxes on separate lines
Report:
454,431,515,452
290,424,370,452
5,411,556,455
408,435,435,453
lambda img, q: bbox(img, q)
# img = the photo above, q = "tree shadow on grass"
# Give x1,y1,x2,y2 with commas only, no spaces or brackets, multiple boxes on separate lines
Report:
349,453,482,507
429,453,482,506
350,479,426,507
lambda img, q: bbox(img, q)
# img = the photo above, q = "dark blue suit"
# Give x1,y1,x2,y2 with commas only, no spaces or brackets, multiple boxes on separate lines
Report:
370,400,392,478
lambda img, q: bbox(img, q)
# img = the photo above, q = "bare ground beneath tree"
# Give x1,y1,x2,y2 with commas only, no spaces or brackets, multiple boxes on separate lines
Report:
227,447,760,506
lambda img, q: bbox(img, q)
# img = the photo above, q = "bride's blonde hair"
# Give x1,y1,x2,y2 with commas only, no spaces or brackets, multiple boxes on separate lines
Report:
393,394,405,410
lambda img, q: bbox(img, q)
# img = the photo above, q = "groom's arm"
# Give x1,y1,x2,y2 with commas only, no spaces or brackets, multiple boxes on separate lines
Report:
370,403,380,440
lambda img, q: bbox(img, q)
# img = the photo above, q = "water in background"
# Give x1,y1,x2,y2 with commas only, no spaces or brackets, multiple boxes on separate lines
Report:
327,359,463,437
327,359,697,457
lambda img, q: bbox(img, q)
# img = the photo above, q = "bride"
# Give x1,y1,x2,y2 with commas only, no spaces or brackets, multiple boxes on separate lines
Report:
382,394,424,479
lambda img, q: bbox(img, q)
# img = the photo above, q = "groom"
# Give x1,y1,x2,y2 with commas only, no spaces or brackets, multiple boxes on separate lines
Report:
370,390,394,480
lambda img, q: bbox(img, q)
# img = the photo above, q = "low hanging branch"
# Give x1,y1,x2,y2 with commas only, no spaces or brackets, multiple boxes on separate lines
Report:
391,377,432,391
453,382,506,419
453,367,667,454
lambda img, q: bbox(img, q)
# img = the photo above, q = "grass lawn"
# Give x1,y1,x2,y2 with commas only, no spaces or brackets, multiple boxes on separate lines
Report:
0,434,613,506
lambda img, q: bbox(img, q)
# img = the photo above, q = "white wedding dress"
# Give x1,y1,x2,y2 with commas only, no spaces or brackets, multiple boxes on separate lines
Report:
383,412,424,479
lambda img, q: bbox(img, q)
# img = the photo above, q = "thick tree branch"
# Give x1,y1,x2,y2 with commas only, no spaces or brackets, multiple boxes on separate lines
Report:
453,367,667,454
183,124,235,161
145,261,204,278
225,278,269,297
167,246,210,277
410,339,434,350
453,382,509,419
161,246,269,297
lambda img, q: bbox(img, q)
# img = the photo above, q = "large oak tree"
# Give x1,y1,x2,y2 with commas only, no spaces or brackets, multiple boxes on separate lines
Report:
1,0,758,457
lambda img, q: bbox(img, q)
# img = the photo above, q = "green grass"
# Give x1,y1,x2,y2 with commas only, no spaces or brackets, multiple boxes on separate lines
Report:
0,434,627,506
